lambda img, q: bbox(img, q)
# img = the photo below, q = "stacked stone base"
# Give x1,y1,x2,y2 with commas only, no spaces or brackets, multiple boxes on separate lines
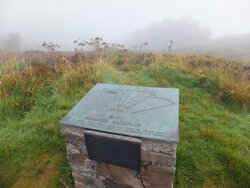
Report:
62,126,176,188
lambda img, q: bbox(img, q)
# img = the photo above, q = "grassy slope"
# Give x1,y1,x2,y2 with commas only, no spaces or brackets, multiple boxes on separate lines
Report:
0,55,249,188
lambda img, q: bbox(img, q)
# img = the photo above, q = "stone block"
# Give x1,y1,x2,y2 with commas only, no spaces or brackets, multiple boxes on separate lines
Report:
141,165,175,188
73,171,104,188
102,179,131,188
62,126,86,150
66,143,81,154
61,126,85,138
62,128,177,188
95,162,143,188
141,140,177,156
66,143,86,168
141,150,176,167
74,177,104,188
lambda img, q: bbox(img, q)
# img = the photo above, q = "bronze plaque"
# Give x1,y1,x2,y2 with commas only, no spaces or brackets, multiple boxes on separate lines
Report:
60,83,179,143
84,132,141,171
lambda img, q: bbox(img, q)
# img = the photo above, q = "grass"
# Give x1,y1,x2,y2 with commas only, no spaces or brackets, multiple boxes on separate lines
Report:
0,54,249,188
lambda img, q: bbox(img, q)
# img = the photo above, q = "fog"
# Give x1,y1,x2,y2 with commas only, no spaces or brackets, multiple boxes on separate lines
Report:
127,18,211,49
1,0,250,51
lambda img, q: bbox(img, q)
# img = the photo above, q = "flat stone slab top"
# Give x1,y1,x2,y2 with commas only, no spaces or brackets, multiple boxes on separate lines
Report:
60,83,179,143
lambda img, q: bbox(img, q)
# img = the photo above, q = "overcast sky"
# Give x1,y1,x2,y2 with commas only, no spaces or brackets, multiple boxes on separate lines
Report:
1,0,250,50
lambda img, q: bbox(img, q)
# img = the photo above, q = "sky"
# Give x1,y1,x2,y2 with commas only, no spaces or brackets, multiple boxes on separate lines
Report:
0,0,250,50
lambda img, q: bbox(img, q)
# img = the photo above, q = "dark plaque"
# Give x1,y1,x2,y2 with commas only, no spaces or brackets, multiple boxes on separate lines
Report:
84,132,141,171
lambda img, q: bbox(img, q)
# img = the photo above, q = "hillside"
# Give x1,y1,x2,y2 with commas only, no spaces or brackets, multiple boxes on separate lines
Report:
0,53,249,188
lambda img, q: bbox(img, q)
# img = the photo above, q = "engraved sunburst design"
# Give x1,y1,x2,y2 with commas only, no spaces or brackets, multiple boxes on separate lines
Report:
95,89,175,114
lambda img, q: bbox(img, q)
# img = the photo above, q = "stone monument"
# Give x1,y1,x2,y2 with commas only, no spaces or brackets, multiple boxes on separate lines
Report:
60,83,179,188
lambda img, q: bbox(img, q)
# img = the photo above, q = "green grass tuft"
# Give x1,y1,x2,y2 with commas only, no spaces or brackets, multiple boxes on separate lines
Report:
0,54,249,188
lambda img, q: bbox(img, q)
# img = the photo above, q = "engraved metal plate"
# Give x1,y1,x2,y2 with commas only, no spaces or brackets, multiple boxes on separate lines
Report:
60,83,179,143
85,132,141,170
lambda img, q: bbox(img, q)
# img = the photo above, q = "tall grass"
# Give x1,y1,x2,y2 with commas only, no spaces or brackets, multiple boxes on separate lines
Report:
179,56,250,110
0,53,249,187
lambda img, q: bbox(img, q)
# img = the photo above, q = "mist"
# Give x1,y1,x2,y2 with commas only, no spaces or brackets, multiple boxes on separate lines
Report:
1,0,250,52
127,18,211,49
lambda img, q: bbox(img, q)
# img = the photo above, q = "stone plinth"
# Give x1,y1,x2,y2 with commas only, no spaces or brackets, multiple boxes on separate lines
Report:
62,126,176,188
60,84,179,188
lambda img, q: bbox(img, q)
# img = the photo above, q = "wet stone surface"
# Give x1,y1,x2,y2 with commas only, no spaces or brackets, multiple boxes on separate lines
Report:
62,126,176,188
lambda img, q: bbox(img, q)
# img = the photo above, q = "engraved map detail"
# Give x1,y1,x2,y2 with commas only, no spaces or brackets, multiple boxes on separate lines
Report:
96,89,175,114
60,84,179,143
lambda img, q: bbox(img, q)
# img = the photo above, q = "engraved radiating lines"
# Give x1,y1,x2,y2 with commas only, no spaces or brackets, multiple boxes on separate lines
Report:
116,91,127,108
96,89,175,114
117,92,125,106
113,91,125,108
130,97,175,114
117,92,149,110
99,92,108,107
113,91,118,107
125,93,149,109
128,93,152,109
126,93,142,105
119,92,130,108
